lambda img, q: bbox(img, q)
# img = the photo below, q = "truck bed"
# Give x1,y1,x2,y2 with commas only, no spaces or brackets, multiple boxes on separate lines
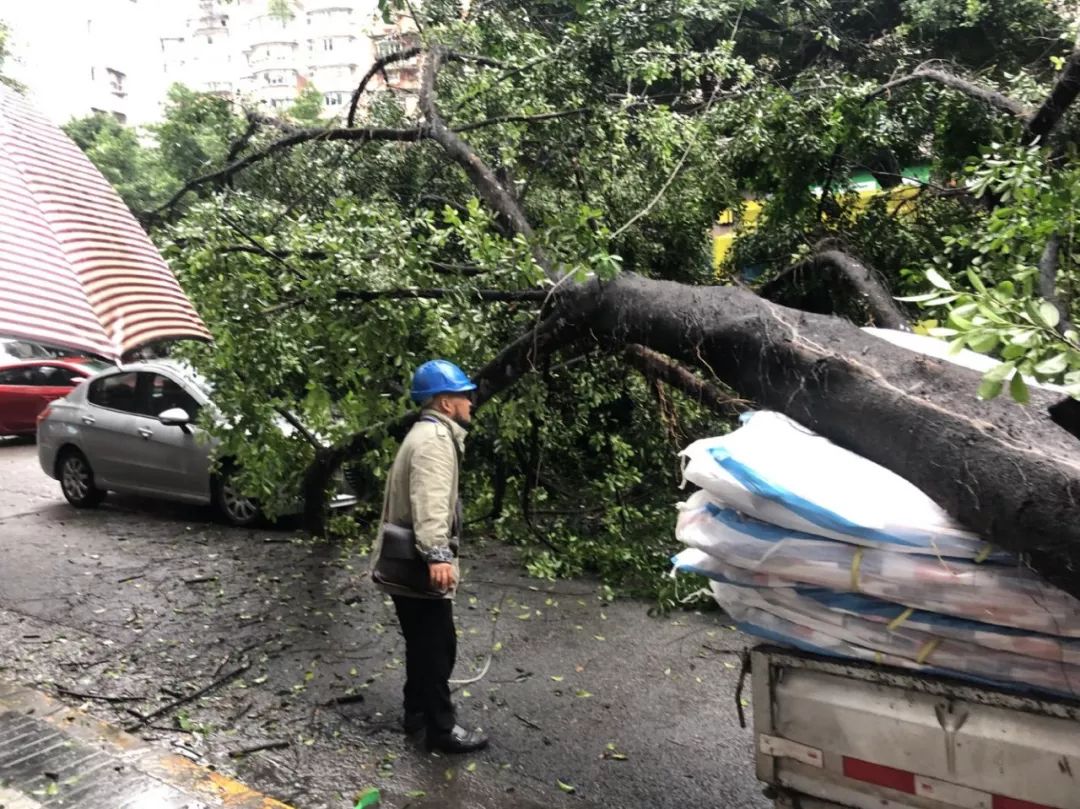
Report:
751,645,1080,809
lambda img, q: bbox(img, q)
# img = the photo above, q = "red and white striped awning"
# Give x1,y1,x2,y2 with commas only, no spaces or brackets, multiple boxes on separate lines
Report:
0,86,211,362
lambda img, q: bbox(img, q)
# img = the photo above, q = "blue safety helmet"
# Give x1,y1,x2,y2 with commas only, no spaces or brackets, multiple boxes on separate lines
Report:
410,359,477,404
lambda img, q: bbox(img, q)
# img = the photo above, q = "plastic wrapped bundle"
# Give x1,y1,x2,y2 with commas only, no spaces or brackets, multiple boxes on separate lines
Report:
680,411,1001,560
674,547,1080,666
676,490,1080,636
709,581,1080,698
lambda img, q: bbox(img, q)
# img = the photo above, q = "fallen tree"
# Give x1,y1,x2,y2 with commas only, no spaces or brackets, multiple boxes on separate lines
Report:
99,1,1080,598
292,37,1080,594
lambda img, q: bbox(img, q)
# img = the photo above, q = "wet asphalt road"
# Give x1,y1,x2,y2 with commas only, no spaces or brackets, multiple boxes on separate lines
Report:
0,436,770,809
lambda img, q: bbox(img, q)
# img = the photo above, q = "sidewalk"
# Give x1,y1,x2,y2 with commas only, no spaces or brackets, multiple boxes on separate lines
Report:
0,679,291,809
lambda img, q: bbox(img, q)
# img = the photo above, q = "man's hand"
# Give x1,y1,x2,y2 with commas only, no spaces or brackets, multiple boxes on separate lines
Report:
429,562,457,592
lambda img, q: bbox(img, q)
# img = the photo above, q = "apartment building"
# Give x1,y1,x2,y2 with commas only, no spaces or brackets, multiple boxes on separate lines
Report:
160,1,419,118
4,0,183,125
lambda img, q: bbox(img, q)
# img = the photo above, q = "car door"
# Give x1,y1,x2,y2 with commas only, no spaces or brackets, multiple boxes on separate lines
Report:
80,371,146,489
0,366,40,434
128,372,212,501
31,364,83,411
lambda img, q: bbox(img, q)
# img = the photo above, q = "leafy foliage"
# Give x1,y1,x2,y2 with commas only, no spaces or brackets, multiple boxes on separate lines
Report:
68,0,1080,602
63,114,173,211
901,143,1080,399
0,19,23,93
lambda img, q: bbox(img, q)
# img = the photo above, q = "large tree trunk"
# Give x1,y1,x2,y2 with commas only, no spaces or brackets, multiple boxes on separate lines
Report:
518,274,1080,595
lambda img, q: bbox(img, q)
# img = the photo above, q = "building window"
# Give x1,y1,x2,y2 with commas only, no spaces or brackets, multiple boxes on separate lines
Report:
323,38,334,51
90,66,96,81
106,67,126,98
375,37,404,59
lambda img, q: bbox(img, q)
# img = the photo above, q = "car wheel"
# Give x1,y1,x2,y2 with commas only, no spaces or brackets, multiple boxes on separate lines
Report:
58,448,106,508
214,469,262,527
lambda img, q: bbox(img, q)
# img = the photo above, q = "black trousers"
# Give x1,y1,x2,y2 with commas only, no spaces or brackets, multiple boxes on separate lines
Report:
391,595,456,733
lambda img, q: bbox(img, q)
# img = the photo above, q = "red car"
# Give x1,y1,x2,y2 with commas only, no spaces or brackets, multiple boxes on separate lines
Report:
0,358,109,436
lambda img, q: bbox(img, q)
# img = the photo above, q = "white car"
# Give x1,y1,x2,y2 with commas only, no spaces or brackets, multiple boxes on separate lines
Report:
37,360,355,525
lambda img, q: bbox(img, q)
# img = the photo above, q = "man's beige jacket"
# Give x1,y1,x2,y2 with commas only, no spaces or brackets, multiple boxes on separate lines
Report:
370,409,465,599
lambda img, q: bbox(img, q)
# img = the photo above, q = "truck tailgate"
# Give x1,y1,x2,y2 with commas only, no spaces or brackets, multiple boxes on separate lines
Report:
752,647,1080,809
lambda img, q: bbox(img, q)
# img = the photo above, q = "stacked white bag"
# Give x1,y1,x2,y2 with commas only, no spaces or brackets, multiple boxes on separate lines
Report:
673,409,1080,699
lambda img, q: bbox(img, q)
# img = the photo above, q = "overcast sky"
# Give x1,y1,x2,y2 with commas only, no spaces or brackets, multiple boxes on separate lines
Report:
2,0,191,124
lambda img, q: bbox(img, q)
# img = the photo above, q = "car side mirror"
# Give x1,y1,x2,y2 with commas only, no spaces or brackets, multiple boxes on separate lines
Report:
159,407,192,432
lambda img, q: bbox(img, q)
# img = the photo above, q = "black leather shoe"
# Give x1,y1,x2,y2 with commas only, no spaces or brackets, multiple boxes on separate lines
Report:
426,725,490,754
403,711,425,734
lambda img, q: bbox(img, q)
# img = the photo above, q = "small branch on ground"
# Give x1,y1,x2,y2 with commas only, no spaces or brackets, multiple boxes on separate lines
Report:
228,740,291,758
514,713,542,730
125,661,251,731
320,693,366,707
54,687,144,703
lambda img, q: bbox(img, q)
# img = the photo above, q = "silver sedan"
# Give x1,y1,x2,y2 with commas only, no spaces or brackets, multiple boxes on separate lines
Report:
37,360,355,525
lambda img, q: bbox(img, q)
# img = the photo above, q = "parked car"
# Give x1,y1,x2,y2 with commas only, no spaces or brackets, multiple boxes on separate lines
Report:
36,360,356,525
0,338,63,365
0,358,110,436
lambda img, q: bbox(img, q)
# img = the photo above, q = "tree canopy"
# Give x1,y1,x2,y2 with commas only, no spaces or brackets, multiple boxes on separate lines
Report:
64,0,1080,602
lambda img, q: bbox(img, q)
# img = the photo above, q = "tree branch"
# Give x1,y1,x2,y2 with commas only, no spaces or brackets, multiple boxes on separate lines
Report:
624,344,749,416
224,112,262,166
334,287,548,303
346,46,422,127
869,67,1030,120
419,45,561,282
453,107,593,133
1027,51,1080,142
1038,234,1073,332
759,249,911,331
264,286,548,316
446,51,509,69
275,407,325,450
141,125,429,224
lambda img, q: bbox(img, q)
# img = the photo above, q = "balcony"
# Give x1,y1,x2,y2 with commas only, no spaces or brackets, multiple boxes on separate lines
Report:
246,41,299,69
305,6,358,37
306,36,364,68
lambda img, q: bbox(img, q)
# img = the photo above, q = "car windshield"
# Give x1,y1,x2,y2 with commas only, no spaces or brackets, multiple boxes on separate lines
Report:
0,339,52,360
80,360,113,375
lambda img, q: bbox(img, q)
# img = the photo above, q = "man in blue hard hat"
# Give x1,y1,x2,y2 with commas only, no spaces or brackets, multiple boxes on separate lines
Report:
370,359,489,754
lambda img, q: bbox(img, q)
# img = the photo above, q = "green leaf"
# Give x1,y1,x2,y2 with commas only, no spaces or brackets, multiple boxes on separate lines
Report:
977,377,1004,400
925,268,953,290
1009,372,1029,404
895,292,943,303
966,332,999,353
1038,301,1061,329
1034,353,1068,375
557,780,577,794
965,269,986,292
985,361,1016,382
